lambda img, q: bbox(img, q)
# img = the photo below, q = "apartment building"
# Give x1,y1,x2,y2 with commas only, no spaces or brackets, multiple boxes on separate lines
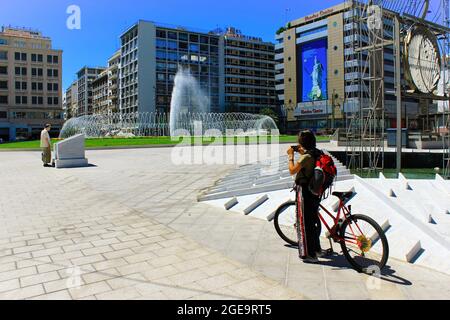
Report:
221,27,277,113
0,26,63,141
107,50,120,113
63,80,78,120
76,66,105,116
92,70,108,114
119,20,224,114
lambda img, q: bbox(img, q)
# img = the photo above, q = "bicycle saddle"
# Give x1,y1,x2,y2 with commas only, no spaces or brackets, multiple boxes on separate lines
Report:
332,191,355,200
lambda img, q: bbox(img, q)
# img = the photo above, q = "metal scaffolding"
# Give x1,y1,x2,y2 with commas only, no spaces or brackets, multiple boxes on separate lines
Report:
345,0,394,176
345,0,450,178
443,0,450,178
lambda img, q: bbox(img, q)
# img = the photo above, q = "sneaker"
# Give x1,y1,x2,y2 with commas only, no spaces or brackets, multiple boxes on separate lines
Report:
316,249,330,258
302,256,319,263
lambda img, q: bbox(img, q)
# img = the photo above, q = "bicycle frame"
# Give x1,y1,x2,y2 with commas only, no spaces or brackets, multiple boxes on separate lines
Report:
318,200,363,246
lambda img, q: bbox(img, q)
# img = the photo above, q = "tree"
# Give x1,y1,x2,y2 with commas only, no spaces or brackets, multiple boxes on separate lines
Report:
260,107,279,126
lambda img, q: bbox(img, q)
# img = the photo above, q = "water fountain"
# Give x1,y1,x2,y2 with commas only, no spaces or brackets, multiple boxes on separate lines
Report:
59,67,278,139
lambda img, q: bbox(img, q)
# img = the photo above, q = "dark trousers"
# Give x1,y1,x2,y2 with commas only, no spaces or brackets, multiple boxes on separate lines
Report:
301,186,322,257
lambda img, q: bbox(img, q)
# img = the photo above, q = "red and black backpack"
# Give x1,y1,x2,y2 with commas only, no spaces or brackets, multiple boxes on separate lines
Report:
309,150,337,198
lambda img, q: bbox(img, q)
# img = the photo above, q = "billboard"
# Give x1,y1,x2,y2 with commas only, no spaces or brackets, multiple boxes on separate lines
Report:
299,38,328,102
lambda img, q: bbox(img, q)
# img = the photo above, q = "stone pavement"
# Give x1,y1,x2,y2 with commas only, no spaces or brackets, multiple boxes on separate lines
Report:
1,146,450,300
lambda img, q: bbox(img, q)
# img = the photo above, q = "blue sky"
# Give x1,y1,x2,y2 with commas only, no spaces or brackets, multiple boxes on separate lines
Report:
0,0,443,90
0,0,344,89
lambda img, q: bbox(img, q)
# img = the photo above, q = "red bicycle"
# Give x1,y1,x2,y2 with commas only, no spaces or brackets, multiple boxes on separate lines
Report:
274,190,389,274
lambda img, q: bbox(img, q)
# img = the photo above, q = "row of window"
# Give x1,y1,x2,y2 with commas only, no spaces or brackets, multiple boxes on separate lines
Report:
226,59,274,70
0,95,59,105
0,81,59,91
156,40,219,54
225,49,274,61
10,111,63,119
156,30,219,46
13,52,59,64
226,96,277,105
226,87,276,95
13,67,59,77
16,96,60,105
226,68,275,78
226,78,275,87
156,51,218,64
225,40,273,52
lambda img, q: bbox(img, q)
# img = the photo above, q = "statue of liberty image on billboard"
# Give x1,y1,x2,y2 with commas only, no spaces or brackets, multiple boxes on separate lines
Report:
301,38,328,102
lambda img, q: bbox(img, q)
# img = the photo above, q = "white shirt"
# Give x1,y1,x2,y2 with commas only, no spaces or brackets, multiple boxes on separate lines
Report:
40,129,51,148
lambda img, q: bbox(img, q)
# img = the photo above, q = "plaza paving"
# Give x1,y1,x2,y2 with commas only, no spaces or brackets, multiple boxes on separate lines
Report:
1,146,450,300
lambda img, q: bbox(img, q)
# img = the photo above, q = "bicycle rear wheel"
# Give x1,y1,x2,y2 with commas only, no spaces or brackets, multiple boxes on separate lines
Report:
273,201,297,246
339,214,389,274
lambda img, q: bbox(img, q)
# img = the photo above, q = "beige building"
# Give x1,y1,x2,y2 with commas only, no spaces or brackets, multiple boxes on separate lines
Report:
92,50,120,115
63,80,78,120
275,3,347,132
107,50,120,113
92,70,108,114
0,26,63,141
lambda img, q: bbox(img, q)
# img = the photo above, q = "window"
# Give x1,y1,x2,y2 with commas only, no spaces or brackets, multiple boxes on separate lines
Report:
156,30,166,38
32,54,37,62
15,81,21,90
16,96,21,104
22,82,27,90
53,83,58,91
200,36,209,44
47,55,52,63
167,52,177,61
0,111,6,118
53,97,58,105
21,53,27,61
53,55,58,64
38,68,43,77
0,81,7,89
38,54,43,62
0,95,7,104
0,66,7,75
157,73,165,81
168,31,177,40
189,44,199,52
167,41,177,50
15,67,20,75
179,33,188,41
0,51,7,60
156,50,166,60
48,97,53,105
156,39,167,48
15,52,21,60
189,34,199,42
47,69,58,77
22,67,27,75
0,38,7,45
179,42,188,51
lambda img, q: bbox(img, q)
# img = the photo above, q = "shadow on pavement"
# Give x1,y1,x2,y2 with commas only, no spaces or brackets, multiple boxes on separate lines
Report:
285,245,412,286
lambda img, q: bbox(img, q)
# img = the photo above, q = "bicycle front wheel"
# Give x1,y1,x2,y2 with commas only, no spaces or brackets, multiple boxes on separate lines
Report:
273,201,297,246
340,214,389,274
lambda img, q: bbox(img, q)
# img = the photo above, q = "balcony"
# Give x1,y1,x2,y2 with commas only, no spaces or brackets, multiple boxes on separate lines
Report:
275,63,284,71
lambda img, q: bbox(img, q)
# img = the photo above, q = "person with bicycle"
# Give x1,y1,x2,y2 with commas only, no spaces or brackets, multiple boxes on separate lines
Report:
287,130,323,263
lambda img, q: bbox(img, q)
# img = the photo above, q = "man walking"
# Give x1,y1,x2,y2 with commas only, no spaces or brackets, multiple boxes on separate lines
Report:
41,124,52,167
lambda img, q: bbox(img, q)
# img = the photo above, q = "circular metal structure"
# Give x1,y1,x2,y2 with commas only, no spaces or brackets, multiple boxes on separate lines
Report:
404,25,442,94
59,112,279,139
